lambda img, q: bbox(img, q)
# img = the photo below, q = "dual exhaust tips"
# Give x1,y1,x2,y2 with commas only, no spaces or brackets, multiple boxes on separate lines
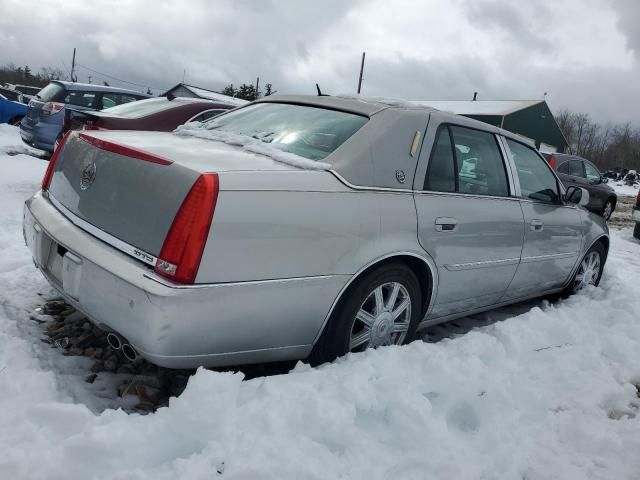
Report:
106,332,138,362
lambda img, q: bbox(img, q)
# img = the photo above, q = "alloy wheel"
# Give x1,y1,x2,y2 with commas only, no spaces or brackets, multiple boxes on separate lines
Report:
603,201,613,220
349,282,411,352
574,251,601,290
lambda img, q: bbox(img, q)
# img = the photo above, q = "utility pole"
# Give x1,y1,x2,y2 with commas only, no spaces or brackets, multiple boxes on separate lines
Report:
70,48,77,82
255,77,260,100
88,75,92,84
357,52,366,94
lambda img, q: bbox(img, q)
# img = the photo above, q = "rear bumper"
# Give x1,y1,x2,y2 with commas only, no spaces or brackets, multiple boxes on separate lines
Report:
24,193,347,368
20,119,59,152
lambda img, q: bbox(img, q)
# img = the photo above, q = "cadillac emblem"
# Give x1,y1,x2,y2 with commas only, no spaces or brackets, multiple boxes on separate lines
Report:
80,163,97,190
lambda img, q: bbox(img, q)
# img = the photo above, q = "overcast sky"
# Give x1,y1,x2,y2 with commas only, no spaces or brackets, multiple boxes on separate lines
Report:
1,0,638,124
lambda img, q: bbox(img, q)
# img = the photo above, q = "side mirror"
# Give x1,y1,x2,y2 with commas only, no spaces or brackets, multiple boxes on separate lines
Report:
602,176,608,184
565,186,590,206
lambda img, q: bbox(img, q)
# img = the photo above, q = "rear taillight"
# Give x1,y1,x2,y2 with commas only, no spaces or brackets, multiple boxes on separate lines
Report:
42,131,73,191
82,123,108,131
548,155,556,169
41,102,64,116
154,173,219,284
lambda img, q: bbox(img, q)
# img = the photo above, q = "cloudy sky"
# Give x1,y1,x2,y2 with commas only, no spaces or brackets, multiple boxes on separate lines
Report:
1,0,638,124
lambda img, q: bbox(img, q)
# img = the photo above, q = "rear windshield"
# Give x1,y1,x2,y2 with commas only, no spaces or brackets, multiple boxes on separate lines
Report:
200,103,368,160
102,97,179,118
37,82,65,102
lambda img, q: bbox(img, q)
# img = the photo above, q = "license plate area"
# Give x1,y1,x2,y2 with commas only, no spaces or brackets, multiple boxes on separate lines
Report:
25,207,84,300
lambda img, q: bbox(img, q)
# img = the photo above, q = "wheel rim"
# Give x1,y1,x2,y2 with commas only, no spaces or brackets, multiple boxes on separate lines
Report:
349,282,411,352
603,202,612,220
574,251,601,290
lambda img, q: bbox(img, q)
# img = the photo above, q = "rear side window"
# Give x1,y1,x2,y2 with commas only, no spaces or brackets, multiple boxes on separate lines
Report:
63,91,98,108
507,139,560,204
424,124,509,197
424,126,455,192
557,161,569,174
569,160,584,177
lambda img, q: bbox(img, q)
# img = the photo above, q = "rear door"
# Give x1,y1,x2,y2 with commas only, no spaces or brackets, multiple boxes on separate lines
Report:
414,123,525,319
502,139,582,299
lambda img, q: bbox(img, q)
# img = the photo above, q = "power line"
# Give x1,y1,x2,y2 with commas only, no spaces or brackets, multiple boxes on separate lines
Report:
74,63,166,91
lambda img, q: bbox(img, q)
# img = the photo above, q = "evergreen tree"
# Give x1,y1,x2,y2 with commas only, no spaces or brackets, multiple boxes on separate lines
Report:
221,84,236,97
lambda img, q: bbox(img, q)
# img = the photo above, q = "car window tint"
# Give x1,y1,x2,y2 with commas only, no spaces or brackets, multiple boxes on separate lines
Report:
190,109,225,123
569,160,584,177
584,162,601,183
424,126,455,192
37,82,64,102
101,93,141,110
450,126,509,197
201,103,368,161
557,161,569,174
507,139,560,204
64,91,97,108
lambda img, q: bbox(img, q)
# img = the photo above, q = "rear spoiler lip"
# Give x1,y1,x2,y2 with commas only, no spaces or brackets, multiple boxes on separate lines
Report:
78,132,174,166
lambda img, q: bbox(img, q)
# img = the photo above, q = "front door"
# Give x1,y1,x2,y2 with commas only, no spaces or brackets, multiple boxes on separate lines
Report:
502,139,583,299
414,123,525,319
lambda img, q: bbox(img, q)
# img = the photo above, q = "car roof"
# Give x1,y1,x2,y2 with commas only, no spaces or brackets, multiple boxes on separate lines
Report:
255,94,531,143
53,80,150,96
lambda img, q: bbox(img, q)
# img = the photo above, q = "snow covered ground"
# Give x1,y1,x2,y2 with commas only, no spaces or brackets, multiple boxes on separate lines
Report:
1,124,640,479
610,181,639,198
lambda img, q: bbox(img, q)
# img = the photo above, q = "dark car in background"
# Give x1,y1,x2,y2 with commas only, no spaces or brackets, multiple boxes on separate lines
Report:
62,96,235,136
544,153,617,220
20,81,149,152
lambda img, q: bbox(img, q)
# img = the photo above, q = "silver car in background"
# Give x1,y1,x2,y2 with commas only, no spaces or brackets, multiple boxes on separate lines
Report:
23,95,609,368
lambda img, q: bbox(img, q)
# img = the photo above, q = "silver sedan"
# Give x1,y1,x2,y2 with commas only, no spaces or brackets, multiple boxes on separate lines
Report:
23,95,608,368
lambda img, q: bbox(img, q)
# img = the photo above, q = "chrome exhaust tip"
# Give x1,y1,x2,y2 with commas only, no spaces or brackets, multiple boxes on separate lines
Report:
106,332,124,351
121,343,138,362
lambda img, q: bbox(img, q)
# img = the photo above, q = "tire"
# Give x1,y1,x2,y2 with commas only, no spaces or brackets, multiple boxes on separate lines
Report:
602,199,614,221
634,223,640,240
308,263,422,366
562,242,606,297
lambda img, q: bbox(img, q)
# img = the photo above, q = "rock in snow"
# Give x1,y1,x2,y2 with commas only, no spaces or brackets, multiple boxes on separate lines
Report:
1,124,640,479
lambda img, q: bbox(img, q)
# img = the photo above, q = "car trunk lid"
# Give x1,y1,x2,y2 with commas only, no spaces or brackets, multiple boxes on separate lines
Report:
47,131,297,258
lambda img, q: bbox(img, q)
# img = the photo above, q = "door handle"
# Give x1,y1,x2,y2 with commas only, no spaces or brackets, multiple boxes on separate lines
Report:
530,219,544,231
435,217,458,232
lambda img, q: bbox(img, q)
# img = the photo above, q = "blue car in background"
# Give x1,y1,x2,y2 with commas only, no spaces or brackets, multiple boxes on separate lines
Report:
20,81,149,152
0,87,28,125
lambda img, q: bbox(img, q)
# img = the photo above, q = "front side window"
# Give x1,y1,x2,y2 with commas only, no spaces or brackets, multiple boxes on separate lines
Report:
507,139,560,204
198,103,368,161
424,124,509,197
584,161,601,183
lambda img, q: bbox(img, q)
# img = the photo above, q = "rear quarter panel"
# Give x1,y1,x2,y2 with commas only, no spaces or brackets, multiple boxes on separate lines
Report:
196,171,429,284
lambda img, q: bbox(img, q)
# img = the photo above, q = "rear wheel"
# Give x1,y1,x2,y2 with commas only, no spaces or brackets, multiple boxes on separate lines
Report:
602,199,614,221
308,263,421,366
563,242,605,296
